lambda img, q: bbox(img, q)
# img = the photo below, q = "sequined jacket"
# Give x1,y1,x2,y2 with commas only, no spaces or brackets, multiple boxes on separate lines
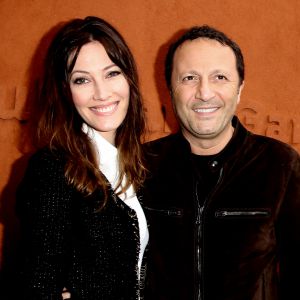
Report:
143,116,300,300
16,149,144,300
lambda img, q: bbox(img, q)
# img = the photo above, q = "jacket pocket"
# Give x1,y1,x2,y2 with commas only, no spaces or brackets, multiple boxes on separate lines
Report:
215,208,271,219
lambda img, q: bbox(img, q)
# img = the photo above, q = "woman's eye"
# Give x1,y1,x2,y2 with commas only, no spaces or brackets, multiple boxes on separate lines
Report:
72,77,89,85
107,70,121,78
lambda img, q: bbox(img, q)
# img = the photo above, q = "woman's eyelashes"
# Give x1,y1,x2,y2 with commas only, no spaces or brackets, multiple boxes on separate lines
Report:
106,70,122,78
72,77,90,85
70,69,123,85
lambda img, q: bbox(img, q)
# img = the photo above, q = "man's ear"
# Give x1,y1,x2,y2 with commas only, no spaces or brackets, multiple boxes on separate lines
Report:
237,81,244,104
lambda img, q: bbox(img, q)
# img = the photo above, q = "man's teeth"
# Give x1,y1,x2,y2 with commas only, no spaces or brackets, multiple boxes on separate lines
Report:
194,107,217,113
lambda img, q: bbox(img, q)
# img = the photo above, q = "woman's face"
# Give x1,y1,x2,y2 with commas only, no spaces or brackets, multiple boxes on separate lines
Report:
69,41,130,144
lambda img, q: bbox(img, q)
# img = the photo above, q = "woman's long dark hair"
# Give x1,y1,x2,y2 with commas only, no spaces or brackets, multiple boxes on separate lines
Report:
36,16,147,205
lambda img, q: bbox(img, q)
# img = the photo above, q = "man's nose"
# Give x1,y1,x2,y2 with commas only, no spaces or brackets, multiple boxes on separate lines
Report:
195,79,215,101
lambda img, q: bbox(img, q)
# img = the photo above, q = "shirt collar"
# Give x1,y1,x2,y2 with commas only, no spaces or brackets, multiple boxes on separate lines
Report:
82,123,119,187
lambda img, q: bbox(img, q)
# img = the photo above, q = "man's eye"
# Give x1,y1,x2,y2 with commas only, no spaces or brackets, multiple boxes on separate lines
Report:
72,77,89,85
183,75,197,81
216,75,227,80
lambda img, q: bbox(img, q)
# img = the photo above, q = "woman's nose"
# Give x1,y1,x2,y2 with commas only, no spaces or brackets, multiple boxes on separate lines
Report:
92,81,111,101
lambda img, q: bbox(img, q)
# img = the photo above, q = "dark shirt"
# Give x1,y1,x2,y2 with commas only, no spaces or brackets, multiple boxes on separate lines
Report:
191,153,221,206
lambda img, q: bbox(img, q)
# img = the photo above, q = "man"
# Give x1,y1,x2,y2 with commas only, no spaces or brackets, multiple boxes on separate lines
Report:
143,25,300,300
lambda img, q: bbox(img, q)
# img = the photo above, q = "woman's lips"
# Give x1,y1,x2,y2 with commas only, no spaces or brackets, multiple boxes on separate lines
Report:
90,102,118,114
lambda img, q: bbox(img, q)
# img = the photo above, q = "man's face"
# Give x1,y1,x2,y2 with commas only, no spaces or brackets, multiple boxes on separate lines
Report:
171,38,243,148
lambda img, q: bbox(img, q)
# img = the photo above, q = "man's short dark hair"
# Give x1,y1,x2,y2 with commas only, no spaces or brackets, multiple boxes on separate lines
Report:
165,25,245,90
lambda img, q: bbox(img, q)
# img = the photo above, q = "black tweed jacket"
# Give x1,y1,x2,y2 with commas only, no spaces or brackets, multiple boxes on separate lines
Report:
15,148,144,300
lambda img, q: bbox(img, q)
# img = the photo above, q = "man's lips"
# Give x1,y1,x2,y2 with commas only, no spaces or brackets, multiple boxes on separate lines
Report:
193,107,218,113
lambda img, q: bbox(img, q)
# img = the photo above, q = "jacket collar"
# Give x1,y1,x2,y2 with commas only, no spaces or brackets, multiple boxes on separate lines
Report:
173,116,250,164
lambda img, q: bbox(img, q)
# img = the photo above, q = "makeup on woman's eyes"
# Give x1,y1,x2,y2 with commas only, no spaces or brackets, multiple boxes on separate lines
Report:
70,64,123,82
69,70,90,85
71,76,90,85
106,70,122,78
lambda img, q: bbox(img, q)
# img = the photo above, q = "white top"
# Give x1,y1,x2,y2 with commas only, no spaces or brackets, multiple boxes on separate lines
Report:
83,124,149,278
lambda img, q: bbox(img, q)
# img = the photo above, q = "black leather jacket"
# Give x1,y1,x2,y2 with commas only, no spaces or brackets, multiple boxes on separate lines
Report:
16,148,145,300
142,116,300,300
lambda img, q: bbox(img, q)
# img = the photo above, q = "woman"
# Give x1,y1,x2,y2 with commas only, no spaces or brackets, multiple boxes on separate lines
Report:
16,16,148,300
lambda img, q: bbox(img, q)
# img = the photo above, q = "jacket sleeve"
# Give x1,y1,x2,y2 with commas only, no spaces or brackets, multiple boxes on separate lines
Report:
277,152,300,299
16,151,74,300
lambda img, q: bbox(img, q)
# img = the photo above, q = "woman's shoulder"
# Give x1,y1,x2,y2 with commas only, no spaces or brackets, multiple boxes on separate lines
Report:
24,147,67,179
29,147,65,164
16,148,75,214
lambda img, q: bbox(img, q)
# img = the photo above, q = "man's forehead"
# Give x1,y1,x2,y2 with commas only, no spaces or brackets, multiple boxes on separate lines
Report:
175,37,233,55
173,38,237,69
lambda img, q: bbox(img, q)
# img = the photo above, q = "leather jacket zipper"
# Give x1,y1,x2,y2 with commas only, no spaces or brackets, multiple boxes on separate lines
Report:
194,167,224,300
195,181,203,300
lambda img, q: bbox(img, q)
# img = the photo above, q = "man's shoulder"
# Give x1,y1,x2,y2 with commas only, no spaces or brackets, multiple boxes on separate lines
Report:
145,133,174,144
248,132,299,162
143,132,186,155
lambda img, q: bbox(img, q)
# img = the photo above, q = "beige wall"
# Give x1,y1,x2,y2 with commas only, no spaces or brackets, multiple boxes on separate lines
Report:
1,0,300,276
